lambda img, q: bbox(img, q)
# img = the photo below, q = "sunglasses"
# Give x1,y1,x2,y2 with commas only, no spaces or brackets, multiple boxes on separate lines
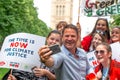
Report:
94,50,105,55
95,30,105,35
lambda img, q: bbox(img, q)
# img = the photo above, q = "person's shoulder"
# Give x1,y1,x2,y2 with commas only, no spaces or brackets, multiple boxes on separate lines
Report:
77,48,87,57
87,50,94,54
82,35,92,40
94,64,102,73
81,35,93,52
77,48,86,53
110,41,120,45
111,60,120,68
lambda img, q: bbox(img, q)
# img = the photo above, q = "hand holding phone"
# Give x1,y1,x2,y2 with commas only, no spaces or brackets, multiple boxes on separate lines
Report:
49,44,61,54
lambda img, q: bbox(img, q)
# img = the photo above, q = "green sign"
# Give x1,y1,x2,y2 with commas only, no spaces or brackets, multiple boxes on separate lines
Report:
83,0,120,17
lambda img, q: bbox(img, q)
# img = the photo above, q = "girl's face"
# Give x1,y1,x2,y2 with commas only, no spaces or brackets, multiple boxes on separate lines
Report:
95,45,111,64
111,28,120,43
92,34,102,48
57,25,64,33
47,33,61,46
96,20,107,32
57,23,67,33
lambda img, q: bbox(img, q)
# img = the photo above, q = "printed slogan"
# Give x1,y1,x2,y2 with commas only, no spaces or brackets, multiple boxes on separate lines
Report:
5,38,34,58
0,33,46,72
81,0,120,17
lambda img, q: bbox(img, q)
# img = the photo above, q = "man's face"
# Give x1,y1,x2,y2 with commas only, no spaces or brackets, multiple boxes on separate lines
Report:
62,28,78,50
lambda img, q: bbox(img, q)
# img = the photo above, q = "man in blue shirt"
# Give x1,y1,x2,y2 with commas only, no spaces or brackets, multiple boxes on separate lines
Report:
39,24,91,80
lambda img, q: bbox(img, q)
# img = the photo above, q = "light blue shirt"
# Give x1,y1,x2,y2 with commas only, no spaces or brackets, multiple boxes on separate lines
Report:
51,45,91,80
102,67,109,80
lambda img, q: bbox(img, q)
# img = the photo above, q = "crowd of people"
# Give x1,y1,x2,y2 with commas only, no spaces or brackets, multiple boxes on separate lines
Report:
0,18,120,80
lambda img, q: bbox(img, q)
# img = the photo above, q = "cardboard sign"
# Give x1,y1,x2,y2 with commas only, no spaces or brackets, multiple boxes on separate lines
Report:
110,42,120,62
0,33,46,72
87,51,99,68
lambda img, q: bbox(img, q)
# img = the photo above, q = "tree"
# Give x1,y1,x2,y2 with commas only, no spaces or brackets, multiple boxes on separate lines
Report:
110,14,120,28
0,0,51,47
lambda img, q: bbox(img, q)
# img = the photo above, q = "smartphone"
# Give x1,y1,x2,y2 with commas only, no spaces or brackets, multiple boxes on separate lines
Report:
49,44,61,54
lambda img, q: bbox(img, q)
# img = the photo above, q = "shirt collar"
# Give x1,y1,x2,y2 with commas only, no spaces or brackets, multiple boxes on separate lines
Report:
61,45,79,56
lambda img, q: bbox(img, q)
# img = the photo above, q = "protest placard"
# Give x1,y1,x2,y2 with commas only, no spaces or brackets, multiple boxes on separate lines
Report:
0,33,46,72
110,42,120,62
87,51,99,68
80,0,120,17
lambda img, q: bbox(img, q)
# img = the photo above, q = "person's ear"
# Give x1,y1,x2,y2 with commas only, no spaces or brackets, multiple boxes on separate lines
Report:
108,52,112,58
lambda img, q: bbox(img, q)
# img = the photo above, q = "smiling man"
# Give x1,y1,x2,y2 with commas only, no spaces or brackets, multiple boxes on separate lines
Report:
39,24,91,80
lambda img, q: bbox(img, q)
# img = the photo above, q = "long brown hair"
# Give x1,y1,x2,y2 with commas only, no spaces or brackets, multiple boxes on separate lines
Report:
89,18,110,40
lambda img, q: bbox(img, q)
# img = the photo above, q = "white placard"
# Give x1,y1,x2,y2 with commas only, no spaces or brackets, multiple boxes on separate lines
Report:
87,51,99,68
110,42,120,62
0,33,46,72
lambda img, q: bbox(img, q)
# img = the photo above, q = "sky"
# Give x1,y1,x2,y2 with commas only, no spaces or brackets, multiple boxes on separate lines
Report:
33,0,108,38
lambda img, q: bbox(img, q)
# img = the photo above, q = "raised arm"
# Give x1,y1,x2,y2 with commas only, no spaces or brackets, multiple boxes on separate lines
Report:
39,45,54,67
76,22,81,48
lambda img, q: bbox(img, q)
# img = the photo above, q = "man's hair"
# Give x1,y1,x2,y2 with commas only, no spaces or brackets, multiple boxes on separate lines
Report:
62,24,78,36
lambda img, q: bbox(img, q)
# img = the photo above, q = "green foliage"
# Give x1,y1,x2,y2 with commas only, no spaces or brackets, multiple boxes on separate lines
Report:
0,0,51,47
0,68,10,79
110,14,120,28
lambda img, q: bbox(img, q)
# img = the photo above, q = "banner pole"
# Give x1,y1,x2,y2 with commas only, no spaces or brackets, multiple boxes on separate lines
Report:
10,69,12,74
78,0,80,22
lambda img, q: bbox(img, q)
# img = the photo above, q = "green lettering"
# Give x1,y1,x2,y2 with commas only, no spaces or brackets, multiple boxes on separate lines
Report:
100,2,106,8
111,5,117,14
96,9,104,16
117,4,120,13
84,8,93,17
105,7,111,16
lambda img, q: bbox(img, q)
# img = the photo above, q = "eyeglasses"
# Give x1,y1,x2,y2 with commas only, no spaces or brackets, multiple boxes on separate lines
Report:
94,50,105,55
96,30,105,35
95,30,106,36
